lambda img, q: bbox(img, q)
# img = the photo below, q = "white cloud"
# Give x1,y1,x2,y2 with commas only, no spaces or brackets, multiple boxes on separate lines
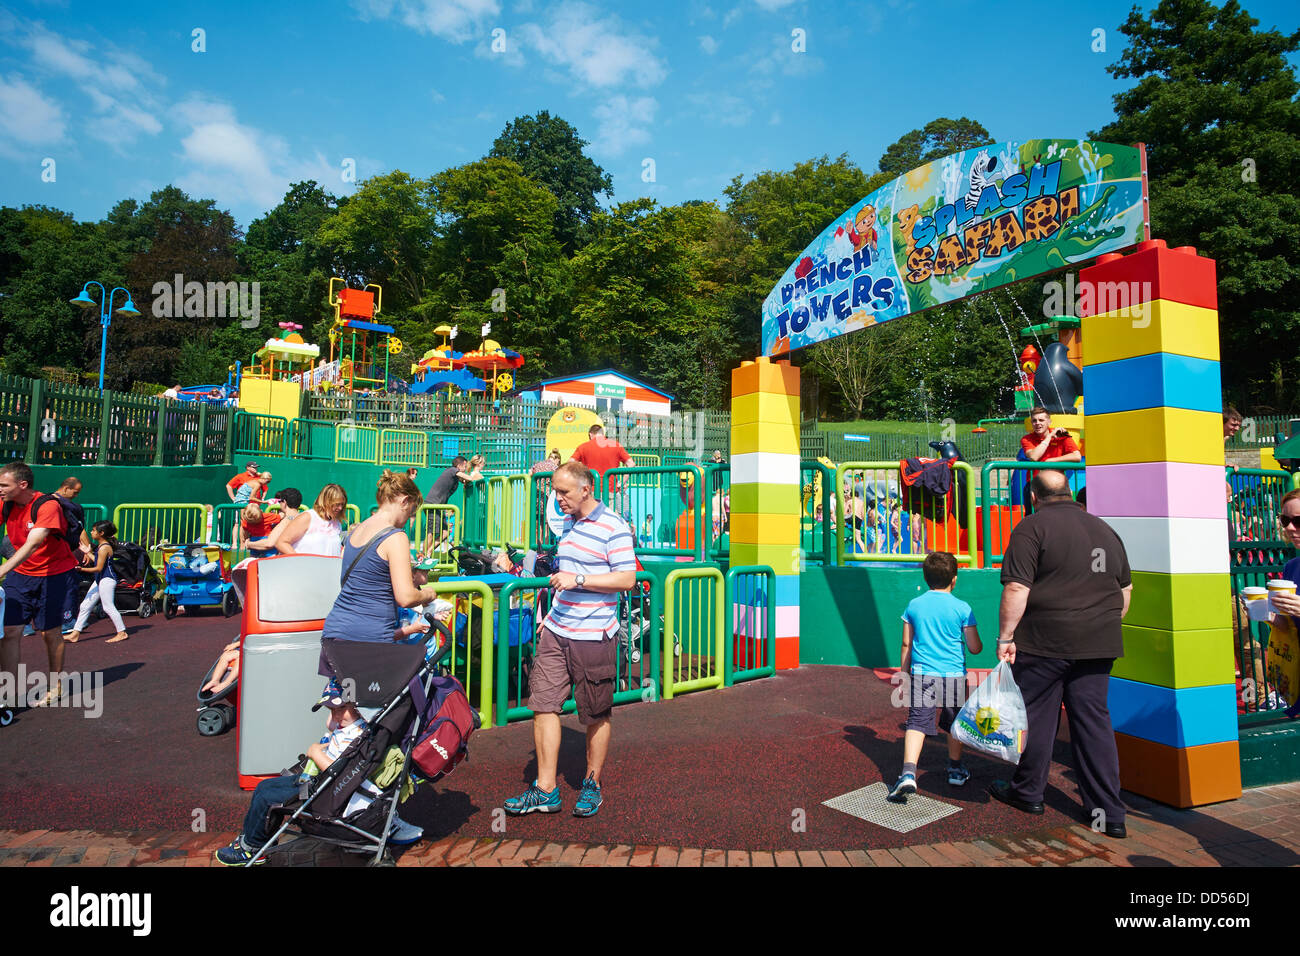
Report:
352,0,500,43
430,88,446,102
15,23,164,146
591,95,656,156
753,0,797,9
722,6,743,27
699,35,718,55
686,92,751,127
172,98,343,210
517,2,665,89
0,74,65,149
750,29,824,78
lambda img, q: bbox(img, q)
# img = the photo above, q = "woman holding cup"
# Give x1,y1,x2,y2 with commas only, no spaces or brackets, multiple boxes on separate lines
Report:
1267,490,1300,717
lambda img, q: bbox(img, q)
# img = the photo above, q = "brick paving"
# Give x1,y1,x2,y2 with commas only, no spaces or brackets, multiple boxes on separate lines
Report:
2,781,1297,867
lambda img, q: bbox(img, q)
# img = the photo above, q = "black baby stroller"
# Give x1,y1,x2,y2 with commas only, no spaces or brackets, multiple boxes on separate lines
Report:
246,619,478,866
74,541,162,622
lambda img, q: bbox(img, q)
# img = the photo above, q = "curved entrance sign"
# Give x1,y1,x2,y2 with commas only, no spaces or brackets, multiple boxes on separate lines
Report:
761,139,1148,355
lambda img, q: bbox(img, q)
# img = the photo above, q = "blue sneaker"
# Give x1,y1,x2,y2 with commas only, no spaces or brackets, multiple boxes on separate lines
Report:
573,775,602,817
886,773,917,804
21,625,34,637
214,837,265,866
504,780,562,816
948,764,971,787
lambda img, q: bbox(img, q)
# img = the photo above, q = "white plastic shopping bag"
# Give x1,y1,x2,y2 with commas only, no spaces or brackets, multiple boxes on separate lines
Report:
951,661,1028,764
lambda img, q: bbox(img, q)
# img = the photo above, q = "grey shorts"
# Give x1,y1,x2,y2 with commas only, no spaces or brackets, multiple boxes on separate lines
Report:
903,674,966,736
528,626,616,726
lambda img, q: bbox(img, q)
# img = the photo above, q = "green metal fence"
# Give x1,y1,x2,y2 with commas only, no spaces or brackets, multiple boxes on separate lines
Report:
662,566,724,699
112,503,209,565
725,565,775,685
836,460,977,566
288,418,338,460
602,464,705,561
978,461,1086,567
234,412,288,457
800,459,835,566
428,579,496,729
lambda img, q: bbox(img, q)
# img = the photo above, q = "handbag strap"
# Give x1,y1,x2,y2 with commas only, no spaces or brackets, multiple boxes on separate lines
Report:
341,526,398,588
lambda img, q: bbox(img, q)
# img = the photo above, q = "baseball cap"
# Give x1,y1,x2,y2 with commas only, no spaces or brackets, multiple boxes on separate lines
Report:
312,678,349,711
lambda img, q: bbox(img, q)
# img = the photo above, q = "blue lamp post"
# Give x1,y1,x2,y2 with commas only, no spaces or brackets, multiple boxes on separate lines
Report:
70,282,141,390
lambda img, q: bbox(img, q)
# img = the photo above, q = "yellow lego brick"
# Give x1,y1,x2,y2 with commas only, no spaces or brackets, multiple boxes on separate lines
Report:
730,512,801,547
1082,300,1220,365
733,391,800,427
731,543,805,575
731,421,799,457
1086,408,1224,466
731,356,800,398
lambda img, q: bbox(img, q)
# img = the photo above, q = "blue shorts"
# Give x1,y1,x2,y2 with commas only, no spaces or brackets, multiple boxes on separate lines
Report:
4,570,76,632
903,673,966,736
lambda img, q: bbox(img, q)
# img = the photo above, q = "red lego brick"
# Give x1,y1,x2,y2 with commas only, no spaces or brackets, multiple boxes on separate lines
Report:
1077,240,1217,316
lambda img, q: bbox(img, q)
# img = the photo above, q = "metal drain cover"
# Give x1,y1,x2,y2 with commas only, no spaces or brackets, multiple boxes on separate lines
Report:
822,783,961,834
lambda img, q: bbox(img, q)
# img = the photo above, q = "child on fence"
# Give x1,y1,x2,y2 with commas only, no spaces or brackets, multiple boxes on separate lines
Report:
240,504,282,556
64,520,129,645
234,471,273,507
886,551,983,803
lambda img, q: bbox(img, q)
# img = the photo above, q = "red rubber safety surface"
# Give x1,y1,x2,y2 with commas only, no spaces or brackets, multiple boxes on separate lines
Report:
0,612,1124,849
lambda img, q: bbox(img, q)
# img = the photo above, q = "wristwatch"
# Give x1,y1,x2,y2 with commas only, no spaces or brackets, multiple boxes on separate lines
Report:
575,573,586,588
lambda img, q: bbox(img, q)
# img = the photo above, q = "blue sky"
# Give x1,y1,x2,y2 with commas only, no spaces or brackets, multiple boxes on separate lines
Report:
0,0,1296,228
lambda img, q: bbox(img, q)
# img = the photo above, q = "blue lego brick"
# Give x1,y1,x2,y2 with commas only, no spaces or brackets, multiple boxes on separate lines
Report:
1082,353,1222,416
1107,677,1238,748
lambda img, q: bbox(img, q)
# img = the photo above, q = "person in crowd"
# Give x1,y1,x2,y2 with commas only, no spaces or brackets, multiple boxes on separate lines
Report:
270,484,348,557
422,455,483,551
887,551,982,803
0,461,81,707
65,520,128,645
502,461,635,819
233,471,273,506
239,504,282,557
989,470,1131,838
52,476,92,633
226,461,260,502
1263,490,1300,718
1020,407,1082,463
406,467,419,484
530,449,561,475
572,425,632,494
323,470,440,653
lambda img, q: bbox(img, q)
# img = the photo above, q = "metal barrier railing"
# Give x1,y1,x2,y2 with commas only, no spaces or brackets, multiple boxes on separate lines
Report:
1228,467,1294,547
800,459,835,566
663,566,724,699
704,463,730,562
288,418,338,460
1229,543,1294,716
491,572,663,724
529,471,557,550
213,503,243,546
428,579,495,729
415,504,460,573
979,460,1086,567
81,503,108,529
112,504,209,568
379,428,427,468
335,424,380,464
602,465,705,561
836,461,976,566
459,479,489,549
725,565,776,685
233,412,288,457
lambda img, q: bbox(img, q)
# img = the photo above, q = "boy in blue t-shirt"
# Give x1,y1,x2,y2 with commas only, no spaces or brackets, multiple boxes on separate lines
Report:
887,551,982,803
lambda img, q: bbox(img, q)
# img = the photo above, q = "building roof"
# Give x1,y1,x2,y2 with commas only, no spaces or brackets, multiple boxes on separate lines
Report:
520,369,674,402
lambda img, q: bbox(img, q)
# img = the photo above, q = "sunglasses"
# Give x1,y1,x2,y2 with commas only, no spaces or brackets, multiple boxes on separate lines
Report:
1280,515,1300,529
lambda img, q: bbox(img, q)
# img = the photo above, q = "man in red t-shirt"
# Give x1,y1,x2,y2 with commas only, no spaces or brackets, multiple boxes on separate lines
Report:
226,461,260,502
572,425,632,493
1021,407,1082,463
0,461,80,707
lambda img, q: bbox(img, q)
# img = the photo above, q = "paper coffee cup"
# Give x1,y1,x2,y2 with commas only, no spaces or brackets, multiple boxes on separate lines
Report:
1243,587,1271,621
1268,580,1296,594
1243,587,1268,601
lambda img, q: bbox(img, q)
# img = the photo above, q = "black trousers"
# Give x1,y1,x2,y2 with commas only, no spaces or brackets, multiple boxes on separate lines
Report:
1009,652,1125,823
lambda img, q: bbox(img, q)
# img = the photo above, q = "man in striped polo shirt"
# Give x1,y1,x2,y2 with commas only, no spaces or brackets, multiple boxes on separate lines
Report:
504,460,635,818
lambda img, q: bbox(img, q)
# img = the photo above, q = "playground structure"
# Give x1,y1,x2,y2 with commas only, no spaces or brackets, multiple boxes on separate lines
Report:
459,338,525,400
326,278,397,394
237,322,321,420
409,324,486,395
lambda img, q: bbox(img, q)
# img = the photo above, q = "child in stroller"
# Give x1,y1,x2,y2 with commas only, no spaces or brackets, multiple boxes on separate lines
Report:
216,623,474,867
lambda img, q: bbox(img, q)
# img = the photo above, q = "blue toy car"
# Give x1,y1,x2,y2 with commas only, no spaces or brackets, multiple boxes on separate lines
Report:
160,544,240,618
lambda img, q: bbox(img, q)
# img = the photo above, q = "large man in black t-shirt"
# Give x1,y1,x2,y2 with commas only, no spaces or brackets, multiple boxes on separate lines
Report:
989,469,1133,838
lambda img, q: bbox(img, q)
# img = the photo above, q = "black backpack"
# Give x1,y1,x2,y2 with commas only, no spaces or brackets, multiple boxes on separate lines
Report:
1,494,83,554
110,542,150,585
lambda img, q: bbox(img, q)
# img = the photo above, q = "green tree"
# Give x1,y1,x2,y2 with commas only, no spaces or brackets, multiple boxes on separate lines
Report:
1092,0,1300,410
876,117,994,176
572,199,736,407
489,111,613,252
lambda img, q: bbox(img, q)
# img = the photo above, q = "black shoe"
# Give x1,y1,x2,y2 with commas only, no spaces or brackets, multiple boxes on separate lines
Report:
987,781,1044,815
1103,820,1127,839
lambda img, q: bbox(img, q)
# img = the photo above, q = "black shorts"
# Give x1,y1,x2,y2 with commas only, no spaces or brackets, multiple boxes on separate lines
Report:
4,569,76,632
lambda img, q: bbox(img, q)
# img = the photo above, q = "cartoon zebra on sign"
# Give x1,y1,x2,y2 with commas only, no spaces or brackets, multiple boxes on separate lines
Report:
965,150,1001,212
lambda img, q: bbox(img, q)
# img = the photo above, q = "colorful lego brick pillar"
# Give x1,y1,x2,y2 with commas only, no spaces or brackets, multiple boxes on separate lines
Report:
731,357,800,670
1080,239,1240,807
